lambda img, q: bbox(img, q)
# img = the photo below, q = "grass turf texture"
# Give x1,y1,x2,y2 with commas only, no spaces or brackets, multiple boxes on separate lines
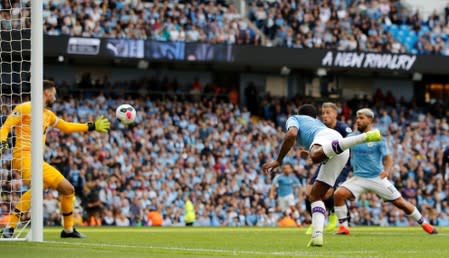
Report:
0,227,447,258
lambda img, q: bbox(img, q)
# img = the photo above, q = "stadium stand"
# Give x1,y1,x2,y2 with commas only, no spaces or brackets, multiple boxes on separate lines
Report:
43,0,263,45
41,0,449,55
2,78,447,227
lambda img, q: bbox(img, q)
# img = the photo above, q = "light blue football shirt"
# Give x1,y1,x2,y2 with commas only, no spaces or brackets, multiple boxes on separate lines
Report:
286,115,327,149
350,131,389,178
273,174,300,197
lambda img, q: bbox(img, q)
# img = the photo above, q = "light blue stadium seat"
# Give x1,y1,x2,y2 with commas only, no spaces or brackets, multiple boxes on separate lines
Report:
400,24,409,31
389,24,399,31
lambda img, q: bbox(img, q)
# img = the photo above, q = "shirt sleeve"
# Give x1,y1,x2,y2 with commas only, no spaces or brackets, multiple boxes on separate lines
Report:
285,116,299,131
272,175,279,187
50,111,89,133
342,124,352,137
0,105,22,142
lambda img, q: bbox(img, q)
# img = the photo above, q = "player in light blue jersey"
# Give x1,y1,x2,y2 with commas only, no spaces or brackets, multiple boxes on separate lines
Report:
305,102,353,234
334,108,437,235
270,164,301,218
262,104,382,247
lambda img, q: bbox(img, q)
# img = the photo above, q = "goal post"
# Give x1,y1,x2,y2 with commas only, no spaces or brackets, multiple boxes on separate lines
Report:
30,0,43,242
0,0,43,241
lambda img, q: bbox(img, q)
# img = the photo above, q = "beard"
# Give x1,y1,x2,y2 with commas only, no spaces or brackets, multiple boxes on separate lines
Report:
357,124,367,132
45,100,54,108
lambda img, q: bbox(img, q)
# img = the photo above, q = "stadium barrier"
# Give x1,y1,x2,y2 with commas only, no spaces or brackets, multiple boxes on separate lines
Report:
37,35,449,74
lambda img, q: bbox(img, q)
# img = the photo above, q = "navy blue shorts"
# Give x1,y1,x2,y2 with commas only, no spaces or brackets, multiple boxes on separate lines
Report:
309,165,351,189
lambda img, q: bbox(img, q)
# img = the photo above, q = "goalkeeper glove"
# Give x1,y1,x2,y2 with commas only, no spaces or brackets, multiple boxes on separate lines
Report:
0,141,9,153
88,116,110,133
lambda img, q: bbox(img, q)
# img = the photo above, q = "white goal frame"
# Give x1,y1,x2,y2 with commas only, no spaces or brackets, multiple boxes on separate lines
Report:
0,0,42,242
30,0,43,242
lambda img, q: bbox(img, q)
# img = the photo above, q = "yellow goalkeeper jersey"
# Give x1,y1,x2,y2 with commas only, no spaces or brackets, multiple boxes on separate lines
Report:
0,102,88,154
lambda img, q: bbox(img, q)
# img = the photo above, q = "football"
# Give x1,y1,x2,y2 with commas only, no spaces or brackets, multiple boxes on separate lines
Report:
116,104,137,124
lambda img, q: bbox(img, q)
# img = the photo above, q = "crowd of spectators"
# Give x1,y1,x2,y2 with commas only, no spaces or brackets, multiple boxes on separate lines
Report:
2,0,449,54
2,78,449,228
248,0,449,54
42,0,262,45
36,0,449,55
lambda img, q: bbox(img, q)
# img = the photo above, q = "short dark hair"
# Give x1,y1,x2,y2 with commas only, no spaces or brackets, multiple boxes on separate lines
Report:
43,80,55,90
298,104,317,118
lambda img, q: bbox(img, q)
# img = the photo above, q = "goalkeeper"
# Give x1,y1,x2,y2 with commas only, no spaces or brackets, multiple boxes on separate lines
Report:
1,80,110,238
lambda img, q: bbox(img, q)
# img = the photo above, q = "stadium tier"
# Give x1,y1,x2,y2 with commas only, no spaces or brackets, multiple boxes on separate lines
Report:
41,0,449,55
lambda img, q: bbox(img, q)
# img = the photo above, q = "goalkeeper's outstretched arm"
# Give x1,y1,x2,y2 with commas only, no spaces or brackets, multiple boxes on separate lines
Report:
54,116,110,133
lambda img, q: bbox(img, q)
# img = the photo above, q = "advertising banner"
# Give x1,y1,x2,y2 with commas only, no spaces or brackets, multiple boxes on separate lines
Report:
42,36,449,74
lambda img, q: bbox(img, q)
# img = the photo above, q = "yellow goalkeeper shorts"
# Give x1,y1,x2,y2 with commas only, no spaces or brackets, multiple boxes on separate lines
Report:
12,153,65,189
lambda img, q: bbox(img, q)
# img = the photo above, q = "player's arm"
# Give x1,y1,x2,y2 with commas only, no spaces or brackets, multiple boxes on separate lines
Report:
262,117,298,173
276,127,298,162
269,176,279,199
380,140,393,179
380,154,393,179
269,185,275,199
51,113,110,133
0,106,22,150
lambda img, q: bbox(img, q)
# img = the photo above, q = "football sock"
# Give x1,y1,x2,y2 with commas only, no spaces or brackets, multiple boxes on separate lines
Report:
407,207,425,224
311,201,326,237
322,133,366,158
61,192,74,232
8,190,32,228
335,205,349,227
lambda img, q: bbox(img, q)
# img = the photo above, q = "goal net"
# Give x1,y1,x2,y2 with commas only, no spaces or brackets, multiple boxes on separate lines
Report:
0,0,32,240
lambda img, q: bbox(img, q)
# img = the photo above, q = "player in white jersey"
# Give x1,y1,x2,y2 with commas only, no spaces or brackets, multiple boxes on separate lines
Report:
334,108,437,235
262,104,382,247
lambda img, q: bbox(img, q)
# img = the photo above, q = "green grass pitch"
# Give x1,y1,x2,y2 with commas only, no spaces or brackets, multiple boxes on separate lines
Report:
0,227,447,257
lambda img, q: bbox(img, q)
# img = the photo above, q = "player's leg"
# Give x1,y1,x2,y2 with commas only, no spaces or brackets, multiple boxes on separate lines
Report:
307,172,339,233
334,185,356,235
323,188,338,231
320,129,382,160
373,177,437,234
278,195,289,214
335,176,367,235
305,169,318,216
44,162,86,238
307,180,329,247
392,197,437,234
308,128,379,163
286,194,299,224
308,147,349,246
1,156,32,238
305,170,318,234
326,165,351,232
